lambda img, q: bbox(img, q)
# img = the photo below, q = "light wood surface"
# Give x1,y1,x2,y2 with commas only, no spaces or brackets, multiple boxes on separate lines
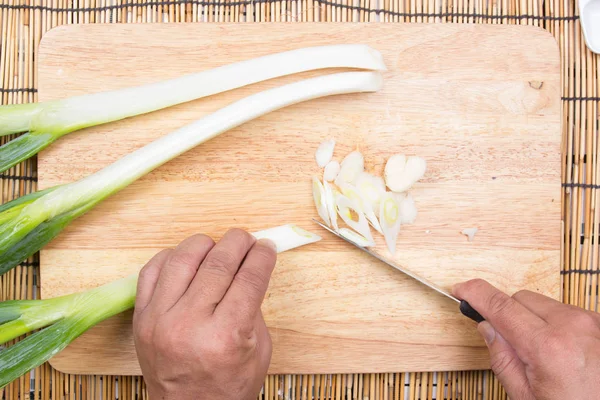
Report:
37,23,561,375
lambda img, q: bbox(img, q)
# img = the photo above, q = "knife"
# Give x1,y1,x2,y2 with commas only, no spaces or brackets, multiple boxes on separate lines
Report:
312,219,485,323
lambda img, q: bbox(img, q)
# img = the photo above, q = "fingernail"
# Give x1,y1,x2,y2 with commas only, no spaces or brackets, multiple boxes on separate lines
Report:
258,238,277,251
477,321,496,346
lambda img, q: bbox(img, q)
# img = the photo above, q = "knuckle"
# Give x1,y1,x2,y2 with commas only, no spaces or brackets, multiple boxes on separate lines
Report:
133,323,154,347
203,250,237,276
253,243,277,265
487,290,514,317
169,251,200,269
237,268,268,294
490,349,519,377
567,310,600,331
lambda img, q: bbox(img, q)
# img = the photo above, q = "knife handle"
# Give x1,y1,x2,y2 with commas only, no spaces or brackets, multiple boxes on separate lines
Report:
459,300,485,323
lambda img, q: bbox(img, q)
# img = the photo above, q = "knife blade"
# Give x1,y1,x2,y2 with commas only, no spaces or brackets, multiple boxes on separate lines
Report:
312,219,484,323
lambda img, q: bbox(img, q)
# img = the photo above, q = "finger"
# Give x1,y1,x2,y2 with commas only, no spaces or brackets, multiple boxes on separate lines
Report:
134,249,172,315
512,290,565,321
453,279,547,359
217,239,277,320
478,321,536,400
149,234,215,314
182,228,256,314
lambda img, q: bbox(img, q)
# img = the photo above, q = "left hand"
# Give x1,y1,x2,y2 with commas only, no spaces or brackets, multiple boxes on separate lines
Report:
132,229,277,400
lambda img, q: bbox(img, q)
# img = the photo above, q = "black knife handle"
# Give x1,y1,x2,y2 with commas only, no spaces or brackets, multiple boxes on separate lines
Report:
459,300,485,323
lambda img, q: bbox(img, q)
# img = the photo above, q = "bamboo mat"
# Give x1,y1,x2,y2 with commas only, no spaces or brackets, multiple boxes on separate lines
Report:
0,0,595,399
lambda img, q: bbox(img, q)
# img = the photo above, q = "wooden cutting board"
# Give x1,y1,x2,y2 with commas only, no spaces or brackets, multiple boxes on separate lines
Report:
37,23,561,375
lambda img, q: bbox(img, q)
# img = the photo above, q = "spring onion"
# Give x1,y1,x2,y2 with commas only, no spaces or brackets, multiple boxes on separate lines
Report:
335,194,374,243
399,193,418,224
312,176,331,228
384,154,427,193
335,150,364,186
315,139,336,167
323,160,340,182
462,228,478,241
338,182,383,234
0,224,320,388
322,181,339,231
0,71,384,276
0,44,386,173
379,192,402,254
339,227,375,247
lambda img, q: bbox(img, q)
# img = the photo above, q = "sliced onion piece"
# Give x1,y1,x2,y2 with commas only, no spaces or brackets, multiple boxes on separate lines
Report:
338,182,382,234
355,171,386,213
335,150,364,185
315,139,336,167
323,160,341,182
323,181,339,231
384,154,427,193
379,192,402,255
252,224,322,253
339,227,375,247
462,228,478,242
399,193,417,224
312,176,331,227
335,194,374,242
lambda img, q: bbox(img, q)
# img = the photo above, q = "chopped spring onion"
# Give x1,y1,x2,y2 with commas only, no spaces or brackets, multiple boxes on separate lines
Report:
252,224,321,252
335,194,374,243
379,192,402,254
323,181,339,231
312,176,331,227
323,160,341,182
0,224,320,388
338,182,382,234
355,171,386,212
0,71,384,276
339,227,375,247
399,193,418,224
384,154,427,193
315,139,336,167
0,44,387,173
335,150,364,186
462,228,478,242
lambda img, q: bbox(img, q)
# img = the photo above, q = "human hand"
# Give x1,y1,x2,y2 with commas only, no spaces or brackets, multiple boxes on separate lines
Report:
132,229,277,400
454,279,600,400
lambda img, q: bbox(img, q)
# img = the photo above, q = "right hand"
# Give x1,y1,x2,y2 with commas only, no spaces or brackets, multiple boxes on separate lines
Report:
454,279,600,400
132,228,277,400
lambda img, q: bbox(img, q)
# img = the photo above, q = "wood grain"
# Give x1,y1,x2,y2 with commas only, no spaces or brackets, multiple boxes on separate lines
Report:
37,23,561,375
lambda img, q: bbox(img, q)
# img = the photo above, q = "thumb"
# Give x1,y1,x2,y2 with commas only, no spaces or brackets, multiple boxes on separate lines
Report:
478,321,535,400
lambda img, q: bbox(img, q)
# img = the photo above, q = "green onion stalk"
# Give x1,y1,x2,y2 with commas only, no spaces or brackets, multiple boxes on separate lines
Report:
0,70,384,276
0,44,386,173
0,224,321,388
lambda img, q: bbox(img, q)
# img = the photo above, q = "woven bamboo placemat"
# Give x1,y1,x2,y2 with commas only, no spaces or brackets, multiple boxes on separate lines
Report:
0,0,595,399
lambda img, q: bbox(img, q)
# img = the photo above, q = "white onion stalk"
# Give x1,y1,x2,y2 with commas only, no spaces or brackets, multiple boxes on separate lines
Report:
323,160,340,182
335,194,374,242
0,71,383,276
323,181,339,231
339,227,375,247
355,172,386,212
315,139,336,167
0,44,387,173
384,154,427,192
312,176,331,227
0,224,319,388
379,192,402,255
335,150,364,186
338,182,383,234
